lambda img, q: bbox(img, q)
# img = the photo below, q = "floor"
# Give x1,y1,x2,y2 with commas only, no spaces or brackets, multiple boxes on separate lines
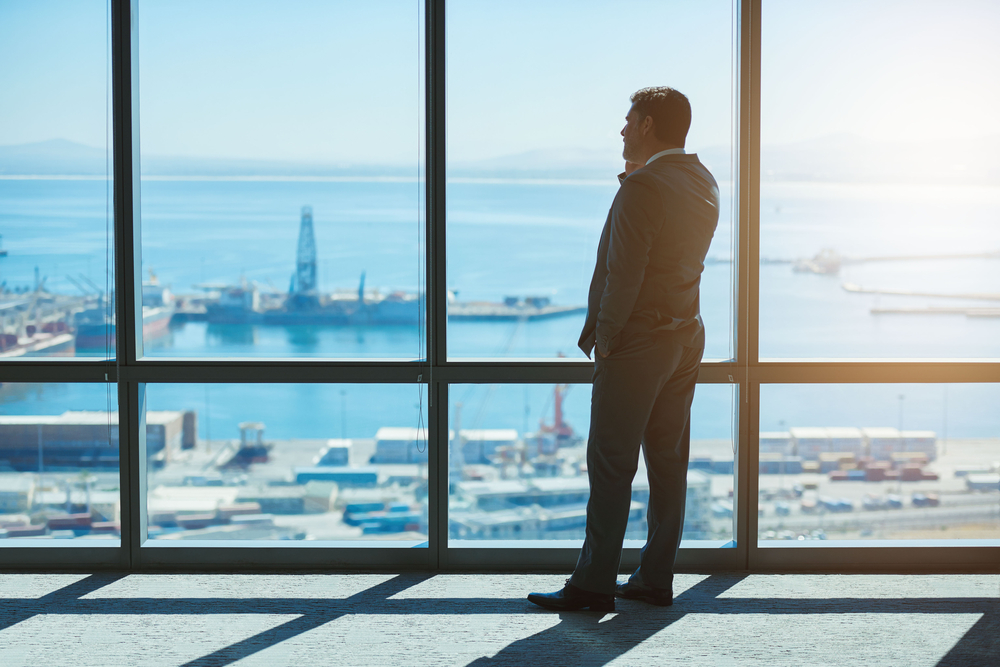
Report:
0,572,997,666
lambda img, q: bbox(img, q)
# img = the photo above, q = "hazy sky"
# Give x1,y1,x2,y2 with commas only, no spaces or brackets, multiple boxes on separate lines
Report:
762,0,1000,145
1,0,999,163
0,1,110,150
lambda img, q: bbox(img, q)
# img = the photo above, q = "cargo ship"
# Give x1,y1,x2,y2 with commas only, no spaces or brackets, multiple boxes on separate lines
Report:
0,277,78,358
447,294,586,321
199,206,583,326
75,275,175,349
0,326,75,358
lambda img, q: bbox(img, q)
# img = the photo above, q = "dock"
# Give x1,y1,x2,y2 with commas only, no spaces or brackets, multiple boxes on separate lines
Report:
448,300,586,321
870,306,1000,317
843,283,1000,302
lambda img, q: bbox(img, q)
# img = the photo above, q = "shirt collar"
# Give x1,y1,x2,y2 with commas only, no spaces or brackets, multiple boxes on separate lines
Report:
645,147,686,165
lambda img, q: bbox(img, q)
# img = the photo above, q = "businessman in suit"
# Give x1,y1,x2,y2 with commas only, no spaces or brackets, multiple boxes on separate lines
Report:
529,87,720,611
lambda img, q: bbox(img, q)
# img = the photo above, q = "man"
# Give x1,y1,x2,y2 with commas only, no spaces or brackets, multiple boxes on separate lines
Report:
528,87,720,612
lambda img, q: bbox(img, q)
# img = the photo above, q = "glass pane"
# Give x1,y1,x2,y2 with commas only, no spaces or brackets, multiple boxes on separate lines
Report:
447,1,735,360
0,383,120,543
760,1,1000,358
137,1,425,359
759,384,1000,545
0,2,114,360
144,384,427,544
448,383,734,547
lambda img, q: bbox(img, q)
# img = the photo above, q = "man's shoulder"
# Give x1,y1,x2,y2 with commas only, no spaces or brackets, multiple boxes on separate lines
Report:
644,155,718,190
620,169,660,190
613,171,662,213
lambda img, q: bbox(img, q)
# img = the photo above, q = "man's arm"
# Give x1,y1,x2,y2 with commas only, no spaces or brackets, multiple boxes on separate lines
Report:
616,161,643,186
595,175,662,356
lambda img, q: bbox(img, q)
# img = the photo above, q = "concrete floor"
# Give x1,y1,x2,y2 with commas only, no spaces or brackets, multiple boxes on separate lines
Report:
0,572,997,666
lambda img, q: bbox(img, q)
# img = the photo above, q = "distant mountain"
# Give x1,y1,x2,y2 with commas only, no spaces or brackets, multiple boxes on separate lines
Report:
0,139,412,178
452,146,737,180
140,154,413,178
757,133,1000,185
450,148,622,179
0,139,109,175
3,135,999,184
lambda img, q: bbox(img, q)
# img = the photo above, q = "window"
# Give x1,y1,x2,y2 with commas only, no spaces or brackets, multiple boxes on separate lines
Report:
446,0,736,360
0,383,120,543
760,0,1000,359
1,0,996,573
144,383,427,545
137,0,425,359
448,383,735,547
0,1,114,360
759,383,1000,545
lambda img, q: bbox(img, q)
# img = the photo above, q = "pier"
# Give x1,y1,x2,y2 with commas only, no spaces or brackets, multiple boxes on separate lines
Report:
843,283,1000,302
769,248,1000,275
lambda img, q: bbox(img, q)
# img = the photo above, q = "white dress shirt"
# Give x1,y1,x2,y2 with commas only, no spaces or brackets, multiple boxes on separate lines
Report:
645,147,687,165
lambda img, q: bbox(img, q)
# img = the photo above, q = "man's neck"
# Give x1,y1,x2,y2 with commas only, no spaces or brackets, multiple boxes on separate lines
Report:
645,146,686,165
636,143,682,165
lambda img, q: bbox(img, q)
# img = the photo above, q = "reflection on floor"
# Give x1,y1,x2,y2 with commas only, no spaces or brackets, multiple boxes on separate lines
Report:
0,572,996,665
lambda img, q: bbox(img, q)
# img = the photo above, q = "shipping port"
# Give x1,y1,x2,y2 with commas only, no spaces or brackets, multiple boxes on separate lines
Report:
0,268,86,358
1,389,994,542
0,205,586,358
189,206,585,327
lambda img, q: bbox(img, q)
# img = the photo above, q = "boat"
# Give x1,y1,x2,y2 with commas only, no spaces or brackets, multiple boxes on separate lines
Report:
0,327,75,358
197,208,584,327
0,279,78,357
447,294,586,321
75,274,176,349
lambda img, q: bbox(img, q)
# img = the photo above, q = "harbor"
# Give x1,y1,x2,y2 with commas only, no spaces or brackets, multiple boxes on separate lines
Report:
0,205,588,359
0,386,996,542
184,207,585,327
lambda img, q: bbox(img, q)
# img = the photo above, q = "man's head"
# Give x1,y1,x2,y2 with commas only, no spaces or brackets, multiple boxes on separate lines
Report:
621,87,691,164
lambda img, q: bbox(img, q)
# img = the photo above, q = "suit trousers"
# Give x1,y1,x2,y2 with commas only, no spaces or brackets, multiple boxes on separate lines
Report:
570,330,703,595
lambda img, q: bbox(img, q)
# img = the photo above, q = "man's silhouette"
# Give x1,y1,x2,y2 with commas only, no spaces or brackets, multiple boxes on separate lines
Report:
529,87,720,611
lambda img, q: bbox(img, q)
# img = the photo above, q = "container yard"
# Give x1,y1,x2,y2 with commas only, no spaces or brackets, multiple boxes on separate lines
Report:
0,409,996,542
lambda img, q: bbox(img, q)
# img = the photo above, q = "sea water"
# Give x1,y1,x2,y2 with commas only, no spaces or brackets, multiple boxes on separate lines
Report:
0,176,998,441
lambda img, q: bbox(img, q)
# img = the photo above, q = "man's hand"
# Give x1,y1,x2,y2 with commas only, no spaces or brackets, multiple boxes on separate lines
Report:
624,161,642,176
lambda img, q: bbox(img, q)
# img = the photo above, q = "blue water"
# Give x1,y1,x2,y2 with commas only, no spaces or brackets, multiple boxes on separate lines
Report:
0,177,998,439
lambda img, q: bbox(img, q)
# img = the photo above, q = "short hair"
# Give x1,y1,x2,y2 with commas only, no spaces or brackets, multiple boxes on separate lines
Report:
629,87,691,147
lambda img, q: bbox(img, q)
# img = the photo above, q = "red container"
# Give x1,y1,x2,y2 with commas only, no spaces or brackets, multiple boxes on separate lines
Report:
217,503,262,521
47,513,93,530
4,525,48,537
176,513,218,530
90,521,120,534
865,468,886,482
149,511,177,525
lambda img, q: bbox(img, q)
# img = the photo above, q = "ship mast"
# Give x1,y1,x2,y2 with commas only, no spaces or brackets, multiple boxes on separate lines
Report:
294,206,317,295
289,206,318,310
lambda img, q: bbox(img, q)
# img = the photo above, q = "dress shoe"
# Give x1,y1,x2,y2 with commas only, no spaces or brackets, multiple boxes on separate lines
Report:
615,580,673,606
527,581,615,612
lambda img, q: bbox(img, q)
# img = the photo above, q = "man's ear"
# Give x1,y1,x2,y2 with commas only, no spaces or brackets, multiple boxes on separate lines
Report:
642,115,655,136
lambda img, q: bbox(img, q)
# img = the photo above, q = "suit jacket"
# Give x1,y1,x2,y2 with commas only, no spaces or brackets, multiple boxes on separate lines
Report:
578,153,720,358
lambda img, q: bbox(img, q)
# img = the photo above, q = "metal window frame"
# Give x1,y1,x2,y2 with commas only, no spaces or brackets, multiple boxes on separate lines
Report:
0,0,997,573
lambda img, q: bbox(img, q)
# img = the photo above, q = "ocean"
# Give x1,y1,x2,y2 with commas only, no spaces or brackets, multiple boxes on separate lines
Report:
0,176,998,441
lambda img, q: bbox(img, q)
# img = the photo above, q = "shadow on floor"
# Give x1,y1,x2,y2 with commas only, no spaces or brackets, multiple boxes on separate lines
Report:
0,573,996,666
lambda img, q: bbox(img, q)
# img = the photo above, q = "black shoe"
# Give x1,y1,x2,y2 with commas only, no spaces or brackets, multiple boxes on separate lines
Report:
527,581,615,612
615,580,673,606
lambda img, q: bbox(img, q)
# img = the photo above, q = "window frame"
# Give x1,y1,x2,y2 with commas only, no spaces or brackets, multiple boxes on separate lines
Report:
0,0,996,573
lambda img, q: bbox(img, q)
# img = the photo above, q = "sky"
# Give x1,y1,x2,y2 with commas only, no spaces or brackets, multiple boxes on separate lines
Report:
1,0,999,164
0,0,110,150
761,0,1000,145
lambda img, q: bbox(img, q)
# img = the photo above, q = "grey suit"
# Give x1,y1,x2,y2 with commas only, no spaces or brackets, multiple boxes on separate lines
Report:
570,153,719,595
